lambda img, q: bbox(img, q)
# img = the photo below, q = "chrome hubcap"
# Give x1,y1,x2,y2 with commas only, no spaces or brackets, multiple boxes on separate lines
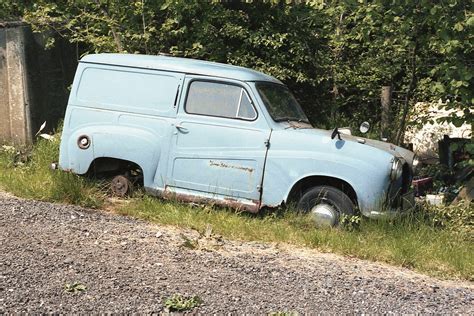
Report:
310,203,338,227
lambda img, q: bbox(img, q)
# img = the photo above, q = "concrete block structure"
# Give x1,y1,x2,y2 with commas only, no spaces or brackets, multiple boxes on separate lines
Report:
0,21,76,144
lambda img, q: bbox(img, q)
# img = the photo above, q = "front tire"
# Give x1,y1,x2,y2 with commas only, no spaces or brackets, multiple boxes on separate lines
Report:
297,185,355,227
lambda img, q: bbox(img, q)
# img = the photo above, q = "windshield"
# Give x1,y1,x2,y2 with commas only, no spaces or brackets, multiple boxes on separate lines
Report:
256,82,310,124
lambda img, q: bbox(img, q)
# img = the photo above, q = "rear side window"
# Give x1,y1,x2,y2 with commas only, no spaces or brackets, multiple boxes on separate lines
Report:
76,67,180,115
185,81,257,120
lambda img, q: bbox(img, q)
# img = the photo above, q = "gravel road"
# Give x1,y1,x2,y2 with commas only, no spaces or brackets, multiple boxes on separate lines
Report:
1,192,473,314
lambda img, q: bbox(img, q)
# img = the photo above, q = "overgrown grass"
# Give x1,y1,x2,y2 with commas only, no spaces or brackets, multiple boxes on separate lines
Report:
0,138,105,208
0,138,472,281
119,195,473,280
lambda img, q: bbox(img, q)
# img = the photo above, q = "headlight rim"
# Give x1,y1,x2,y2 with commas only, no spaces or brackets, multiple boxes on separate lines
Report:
391,157,403,181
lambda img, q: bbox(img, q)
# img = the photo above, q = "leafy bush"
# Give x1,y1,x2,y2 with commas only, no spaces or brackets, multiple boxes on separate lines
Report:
340,214,361,232
423,201,473,239
1,0,468,131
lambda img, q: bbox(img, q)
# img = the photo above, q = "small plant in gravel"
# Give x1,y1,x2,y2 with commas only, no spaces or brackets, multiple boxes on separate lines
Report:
164,293,202,312
180,234,199,250
64,281,86,293
198,224,224,250
269,312,298,316
179,225,224,251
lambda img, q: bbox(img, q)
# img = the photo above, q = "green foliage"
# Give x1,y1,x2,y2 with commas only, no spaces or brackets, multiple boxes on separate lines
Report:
419,164,453,192
424,201,473,238
323,0,472,137
0,0,28,20
164,293,202,312
339,214,361,232
2,0,471,131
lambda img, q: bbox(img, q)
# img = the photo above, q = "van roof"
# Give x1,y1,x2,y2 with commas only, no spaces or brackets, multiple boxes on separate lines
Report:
81,54,282,84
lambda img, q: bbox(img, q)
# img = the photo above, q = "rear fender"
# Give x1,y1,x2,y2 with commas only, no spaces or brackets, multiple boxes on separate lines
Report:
64,125,160,187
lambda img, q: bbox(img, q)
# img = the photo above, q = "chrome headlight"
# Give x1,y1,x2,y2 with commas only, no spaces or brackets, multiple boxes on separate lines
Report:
412,155,420,173
391,158,403,180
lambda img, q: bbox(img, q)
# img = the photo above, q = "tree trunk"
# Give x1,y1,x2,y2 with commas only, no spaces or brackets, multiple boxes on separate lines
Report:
396,41,418,145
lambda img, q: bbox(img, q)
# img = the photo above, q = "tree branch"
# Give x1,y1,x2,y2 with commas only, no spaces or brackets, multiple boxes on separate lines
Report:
93,0,123,52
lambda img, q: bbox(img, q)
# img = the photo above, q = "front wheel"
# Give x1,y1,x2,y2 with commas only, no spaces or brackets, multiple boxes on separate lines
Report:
297,185,355,227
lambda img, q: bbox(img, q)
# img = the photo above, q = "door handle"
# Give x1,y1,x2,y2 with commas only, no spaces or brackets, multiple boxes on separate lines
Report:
175,124,189,133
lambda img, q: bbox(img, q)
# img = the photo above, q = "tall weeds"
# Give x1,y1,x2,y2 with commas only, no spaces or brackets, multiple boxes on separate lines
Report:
0,138,105,208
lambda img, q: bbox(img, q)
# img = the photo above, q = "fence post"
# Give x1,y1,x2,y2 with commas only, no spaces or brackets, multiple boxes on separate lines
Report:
380,85,392,140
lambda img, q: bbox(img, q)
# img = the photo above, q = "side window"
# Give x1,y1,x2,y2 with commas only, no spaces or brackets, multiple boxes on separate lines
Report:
77,67,179,114
185,81,257,120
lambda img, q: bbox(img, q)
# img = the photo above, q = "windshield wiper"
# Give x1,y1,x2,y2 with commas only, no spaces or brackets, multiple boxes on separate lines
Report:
274,117,310,124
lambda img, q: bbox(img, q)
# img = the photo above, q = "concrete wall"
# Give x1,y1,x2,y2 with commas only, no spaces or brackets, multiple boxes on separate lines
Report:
404,102,472,163
0,23,31,143
0,22,77,144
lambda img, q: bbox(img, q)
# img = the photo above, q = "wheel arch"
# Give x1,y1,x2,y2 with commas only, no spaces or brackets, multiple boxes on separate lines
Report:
87,157,144,175
286,175,358,208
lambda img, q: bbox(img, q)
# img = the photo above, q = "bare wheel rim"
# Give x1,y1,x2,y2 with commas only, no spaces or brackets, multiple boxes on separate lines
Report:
111,175,130,197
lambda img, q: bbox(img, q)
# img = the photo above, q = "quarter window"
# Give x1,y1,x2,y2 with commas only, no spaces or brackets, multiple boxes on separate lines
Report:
186,81,257,120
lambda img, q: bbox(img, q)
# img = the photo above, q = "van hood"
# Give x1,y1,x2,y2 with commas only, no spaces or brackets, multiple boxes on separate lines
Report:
350,134,415,164
283,126,415,166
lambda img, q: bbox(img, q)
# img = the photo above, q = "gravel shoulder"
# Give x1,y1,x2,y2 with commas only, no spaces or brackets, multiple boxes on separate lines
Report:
1,192,473,313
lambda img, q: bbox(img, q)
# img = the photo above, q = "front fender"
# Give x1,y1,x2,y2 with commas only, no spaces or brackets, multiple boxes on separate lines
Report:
260,129,397,215
261,149,393,215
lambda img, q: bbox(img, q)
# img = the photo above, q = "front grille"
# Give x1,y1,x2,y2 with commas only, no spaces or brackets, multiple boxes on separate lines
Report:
388,162,412,208
401,163,412,194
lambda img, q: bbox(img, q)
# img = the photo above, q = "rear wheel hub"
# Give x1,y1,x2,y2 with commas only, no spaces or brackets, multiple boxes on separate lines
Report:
111,175,131,197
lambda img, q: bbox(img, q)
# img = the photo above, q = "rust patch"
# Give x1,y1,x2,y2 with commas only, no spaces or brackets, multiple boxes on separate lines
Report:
209,160,254,173
162,190,260,213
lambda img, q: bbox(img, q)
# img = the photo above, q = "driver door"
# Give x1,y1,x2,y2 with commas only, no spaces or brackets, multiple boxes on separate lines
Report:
166,77,271,205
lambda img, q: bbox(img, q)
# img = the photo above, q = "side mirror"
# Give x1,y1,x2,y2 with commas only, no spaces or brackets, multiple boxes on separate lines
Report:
359,121,370,134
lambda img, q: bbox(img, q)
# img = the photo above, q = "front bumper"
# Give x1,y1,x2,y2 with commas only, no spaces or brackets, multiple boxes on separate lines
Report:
366,190,415,219
400,190,416,210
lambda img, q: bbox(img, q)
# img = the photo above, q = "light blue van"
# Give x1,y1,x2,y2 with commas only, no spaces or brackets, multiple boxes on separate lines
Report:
58,54,416,226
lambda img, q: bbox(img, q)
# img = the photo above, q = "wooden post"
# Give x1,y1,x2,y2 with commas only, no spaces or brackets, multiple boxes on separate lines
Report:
380,85,392,139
